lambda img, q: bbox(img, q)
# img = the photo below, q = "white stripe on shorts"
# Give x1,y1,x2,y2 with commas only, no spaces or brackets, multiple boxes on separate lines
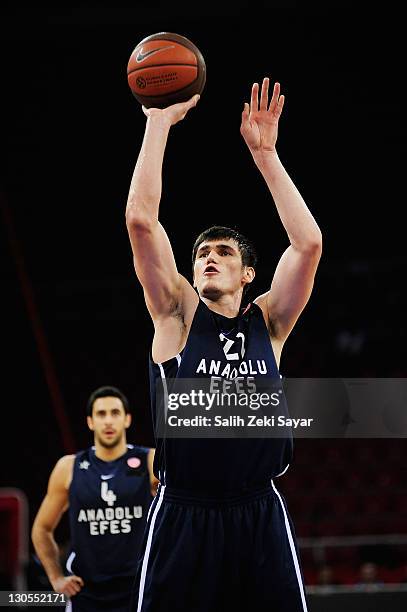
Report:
271,480,308,611
136,483,166,612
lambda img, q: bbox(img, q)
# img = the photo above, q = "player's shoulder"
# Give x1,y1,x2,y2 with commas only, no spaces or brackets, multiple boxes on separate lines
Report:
55,454,76,470
253,293,269,315
49,455,75,490
127,443,151,456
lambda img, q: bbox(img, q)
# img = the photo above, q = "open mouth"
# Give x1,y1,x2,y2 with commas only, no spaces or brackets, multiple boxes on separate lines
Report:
204,265,219,275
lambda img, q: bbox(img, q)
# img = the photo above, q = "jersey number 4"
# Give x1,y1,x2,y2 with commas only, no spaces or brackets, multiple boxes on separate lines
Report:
101,481,116,507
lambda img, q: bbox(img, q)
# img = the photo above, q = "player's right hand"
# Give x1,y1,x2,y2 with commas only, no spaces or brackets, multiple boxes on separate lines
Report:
142,94,200,126
51,575,84,597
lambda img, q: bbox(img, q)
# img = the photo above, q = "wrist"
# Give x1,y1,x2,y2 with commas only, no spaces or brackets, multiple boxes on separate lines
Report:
49,572,64,584
251,148,279,169
146,113,172,131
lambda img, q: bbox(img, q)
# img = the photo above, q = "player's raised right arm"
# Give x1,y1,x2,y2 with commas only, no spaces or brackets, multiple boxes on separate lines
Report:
126,95,199,320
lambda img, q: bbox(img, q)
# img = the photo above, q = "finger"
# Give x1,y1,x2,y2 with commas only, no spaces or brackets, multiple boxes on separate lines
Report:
66,580,79,594
73,576,84,587
142,105,150,117
182,95,199,114
276,94,285,116
259,77,269,111
240,102,250,132
66,586,77,597
250,82,259,113
241,102,250,119
185,95,199,110
268,82,280,113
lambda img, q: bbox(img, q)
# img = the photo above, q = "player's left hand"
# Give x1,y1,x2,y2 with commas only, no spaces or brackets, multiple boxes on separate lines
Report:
240,78,284,156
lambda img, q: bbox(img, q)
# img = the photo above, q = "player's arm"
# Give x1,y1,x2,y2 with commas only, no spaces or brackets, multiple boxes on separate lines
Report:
147,448,159,496
241,78,322,343
126,96,200,321
31,455,84,597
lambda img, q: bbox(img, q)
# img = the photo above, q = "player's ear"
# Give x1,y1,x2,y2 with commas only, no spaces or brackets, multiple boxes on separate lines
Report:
87,416,94,431
243,266,255,284
125,413,132,429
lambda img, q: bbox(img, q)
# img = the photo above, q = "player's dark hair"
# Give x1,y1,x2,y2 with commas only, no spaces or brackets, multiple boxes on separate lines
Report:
192,226,257,268
192,226,257,296
86,386,130,417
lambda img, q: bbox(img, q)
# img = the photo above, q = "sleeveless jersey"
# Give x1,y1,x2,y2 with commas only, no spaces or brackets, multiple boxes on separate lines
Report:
149,300,293,493
67,445,152,583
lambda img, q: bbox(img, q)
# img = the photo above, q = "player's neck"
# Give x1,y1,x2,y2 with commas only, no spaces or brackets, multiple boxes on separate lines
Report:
94,438,128,462
201,293,242,318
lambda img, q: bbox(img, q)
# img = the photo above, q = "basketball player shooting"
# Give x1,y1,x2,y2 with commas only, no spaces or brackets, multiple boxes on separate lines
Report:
126,78,322,611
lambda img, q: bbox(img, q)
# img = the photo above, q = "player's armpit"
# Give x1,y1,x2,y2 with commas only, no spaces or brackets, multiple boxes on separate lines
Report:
255,242,322,343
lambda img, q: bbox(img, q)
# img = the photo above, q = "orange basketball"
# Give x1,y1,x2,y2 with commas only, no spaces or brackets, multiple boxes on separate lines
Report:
127,32,206,109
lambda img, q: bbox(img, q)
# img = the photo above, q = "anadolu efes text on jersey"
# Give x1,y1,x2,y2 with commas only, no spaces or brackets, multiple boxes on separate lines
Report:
76,485,143,535
195,357,268,379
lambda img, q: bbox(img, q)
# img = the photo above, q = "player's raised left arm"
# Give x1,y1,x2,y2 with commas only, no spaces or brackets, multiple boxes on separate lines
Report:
240,78,322,343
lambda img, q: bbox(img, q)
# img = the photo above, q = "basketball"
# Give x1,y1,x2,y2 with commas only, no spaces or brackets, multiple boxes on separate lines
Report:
127,32,206,109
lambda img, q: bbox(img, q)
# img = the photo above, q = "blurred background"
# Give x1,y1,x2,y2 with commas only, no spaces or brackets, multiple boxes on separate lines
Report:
1,1,406,609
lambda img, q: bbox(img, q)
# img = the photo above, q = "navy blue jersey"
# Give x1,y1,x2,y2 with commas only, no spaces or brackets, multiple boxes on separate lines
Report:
149,300,293,493
67,445,152,583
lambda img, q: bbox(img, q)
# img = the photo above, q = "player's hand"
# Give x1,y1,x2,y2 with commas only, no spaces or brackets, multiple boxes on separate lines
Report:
142,94,200,126
51,575,84,597
240,78,284,156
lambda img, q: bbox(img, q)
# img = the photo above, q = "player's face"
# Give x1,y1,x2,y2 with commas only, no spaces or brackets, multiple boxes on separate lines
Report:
87,397,131,448
193,239,254,299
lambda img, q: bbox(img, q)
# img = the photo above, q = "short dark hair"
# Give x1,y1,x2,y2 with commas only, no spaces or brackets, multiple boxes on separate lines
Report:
86,386,130,417
192,226,257,269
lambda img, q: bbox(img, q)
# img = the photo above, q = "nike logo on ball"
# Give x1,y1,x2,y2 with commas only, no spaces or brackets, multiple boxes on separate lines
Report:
136,45,175,63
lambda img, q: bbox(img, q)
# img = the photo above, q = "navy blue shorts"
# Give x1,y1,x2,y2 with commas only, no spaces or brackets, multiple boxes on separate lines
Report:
132,482,307,612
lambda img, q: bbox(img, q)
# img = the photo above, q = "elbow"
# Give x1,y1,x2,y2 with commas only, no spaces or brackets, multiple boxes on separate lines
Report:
31,522,40,547
306,228,323,254
297,231,322,258
310,230,323,254
31,519,49,544
125,203,157,233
